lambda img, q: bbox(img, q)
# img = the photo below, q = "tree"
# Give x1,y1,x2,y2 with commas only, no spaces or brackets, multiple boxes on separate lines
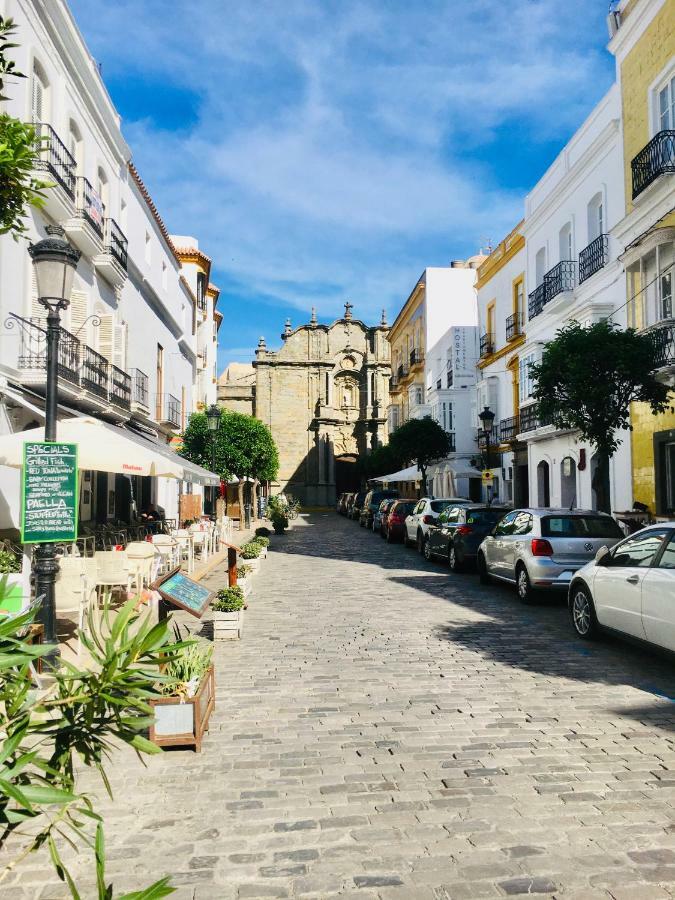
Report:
181,410,279,519
389,416,453,496
531,320,670,512
0,16,48,239
359,442,404,481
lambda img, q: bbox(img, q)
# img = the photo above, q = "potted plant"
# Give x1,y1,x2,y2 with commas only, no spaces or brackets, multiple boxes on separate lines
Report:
255,526,272,539
149,641,214,752
240,541,264,569
212,586,245,640
270,509,288,535
251,535,269,557
0,547,25,615
237,562,253,597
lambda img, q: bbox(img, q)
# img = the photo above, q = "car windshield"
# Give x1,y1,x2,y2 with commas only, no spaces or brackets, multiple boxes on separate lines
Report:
430,500,452,513
541,515,624,539
465,509,507,526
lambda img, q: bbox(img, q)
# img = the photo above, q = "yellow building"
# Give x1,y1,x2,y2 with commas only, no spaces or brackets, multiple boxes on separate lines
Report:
610,0,675,515
387,277,426,429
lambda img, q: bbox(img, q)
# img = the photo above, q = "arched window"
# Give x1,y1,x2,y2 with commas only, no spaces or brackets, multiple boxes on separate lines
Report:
559,223,573,262
31,60,49,123
97,166,109,213
68,120,83,173
587,192,604,243
560,457,576,508
537,460,550,508
535,247,547,285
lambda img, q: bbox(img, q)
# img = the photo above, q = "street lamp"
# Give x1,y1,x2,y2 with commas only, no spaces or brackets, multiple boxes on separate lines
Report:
206,403,220,516
478,405,495,504
28,225,81,666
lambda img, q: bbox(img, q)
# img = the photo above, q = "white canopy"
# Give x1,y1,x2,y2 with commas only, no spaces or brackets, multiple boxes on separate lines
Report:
0,417,218,485
372,464,421,484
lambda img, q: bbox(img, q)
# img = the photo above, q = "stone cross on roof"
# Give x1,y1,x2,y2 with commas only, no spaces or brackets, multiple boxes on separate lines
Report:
343,301,353,320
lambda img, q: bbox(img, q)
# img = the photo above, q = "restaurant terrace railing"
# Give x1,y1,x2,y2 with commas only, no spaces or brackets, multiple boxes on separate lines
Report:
33,123,76,198
81,345,110,399
505,312,522,341
631,130,675,199
578,234,608,284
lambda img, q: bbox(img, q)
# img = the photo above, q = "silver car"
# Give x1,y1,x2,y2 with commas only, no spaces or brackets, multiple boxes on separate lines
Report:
404,497,470,553
477,508,624,603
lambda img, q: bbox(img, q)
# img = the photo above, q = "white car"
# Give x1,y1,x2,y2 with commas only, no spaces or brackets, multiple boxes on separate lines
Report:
569,524,675,652
404,497,470,553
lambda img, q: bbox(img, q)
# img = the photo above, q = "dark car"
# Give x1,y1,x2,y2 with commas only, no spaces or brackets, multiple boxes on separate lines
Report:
359,489,400,528
382,499,417,543
349,490,367,521
377,498,399,536
426,504,511,571
344,492,357,517
337,493,350,515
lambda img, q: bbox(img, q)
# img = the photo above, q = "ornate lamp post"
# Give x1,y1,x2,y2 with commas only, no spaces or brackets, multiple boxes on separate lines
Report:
478,405,495,504
28,225,81,666
206,403,220,516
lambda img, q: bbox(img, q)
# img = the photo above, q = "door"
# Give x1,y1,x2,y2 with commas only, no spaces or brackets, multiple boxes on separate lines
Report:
502,511,533,578
407,501,424,541
641,530,675,651
484,510,518,576
593,529,668,638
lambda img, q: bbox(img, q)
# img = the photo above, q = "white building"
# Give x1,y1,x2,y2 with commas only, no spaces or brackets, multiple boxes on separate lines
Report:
0,0,219,533
518,84,631,512
387,261,484,499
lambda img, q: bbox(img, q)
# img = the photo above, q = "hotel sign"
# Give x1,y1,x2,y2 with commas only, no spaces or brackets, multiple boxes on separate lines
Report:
21,442,78,544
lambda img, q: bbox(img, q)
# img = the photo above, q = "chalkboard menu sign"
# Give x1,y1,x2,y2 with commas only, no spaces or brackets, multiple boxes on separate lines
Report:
21,442,78,544
156,570,213,618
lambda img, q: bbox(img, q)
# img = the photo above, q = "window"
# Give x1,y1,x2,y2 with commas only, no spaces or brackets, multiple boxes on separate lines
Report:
559,223,573,262
519,353,536,403
513,277,524,317
608,530,668,568
535,247,547,285
658,74,675,132
627,239,674,328
430,500,451,513
68,120,83,172
31,61,48,122
657,532,675,569
97,167,109,211
197,272,207,310
494,511,518,536
542,516,623,539
587,193,604,242
512,512,533,535
156,344,164,420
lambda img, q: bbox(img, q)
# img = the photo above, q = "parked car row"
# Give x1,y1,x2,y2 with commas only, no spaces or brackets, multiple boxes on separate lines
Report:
337,492,675,654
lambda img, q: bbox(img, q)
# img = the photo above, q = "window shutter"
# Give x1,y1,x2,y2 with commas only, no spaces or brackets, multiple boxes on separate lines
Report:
98,314,114,363
113,323,127,370
68,290,89,340
31,73,43,122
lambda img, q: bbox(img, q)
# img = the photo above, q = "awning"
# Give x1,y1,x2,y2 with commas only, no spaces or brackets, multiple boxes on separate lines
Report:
372,465,421,484
0,417,219,485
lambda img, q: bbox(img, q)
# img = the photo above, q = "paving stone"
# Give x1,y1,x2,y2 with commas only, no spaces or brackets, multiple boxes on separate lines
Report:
499,876,558,895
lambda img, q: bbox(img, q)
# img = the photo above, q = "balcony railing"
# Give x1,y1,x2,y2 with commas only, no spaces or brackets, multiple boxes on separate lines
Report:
110,364,131,409
104,218,128,270
505,312,522,341
579,234,608,284
528,261,576,320
33,123,76,198
648,321,675,369
528,282,547,320
479,332,494,357
77,177,105,237
632,130,675,199
410,348,424,367
131,369,149,407
477,426,499,449
446,431,456,452
17,317,81,386
158,394,182,428
519,404,551,433
81,345,109,399
499,415,520,444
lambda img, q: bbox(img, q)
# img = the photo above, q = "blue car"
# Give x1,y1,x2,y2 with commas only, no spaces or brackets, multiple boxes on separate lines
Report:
425,504,511,571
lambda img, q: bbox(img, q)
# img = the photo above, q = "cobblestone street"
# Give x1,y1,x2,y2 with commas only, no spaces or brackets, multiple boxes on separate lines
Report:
11,512,675,899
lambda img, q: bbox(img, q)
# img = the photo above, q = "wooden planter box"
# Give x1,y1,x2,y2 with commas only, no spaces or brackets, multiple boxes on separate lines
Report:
213,608,244,640
238,577,252,598
148,664,215,752
242,555,262,570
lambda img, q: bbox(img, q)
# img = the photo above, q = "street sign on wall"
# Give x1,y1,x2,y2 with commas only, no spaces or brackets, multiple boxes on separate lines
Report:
482,470,494,484
21,442,78,544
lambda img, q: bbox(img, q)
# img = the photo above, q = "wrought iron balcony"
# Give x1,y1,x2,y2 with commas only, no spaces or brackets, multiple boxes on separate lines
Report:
519,403,551,433
528,282,547,319
632,130,675,199
505,312,522,341
648,320,675,369
81,345,109,399
409,348,424,367
579,234,608,284
158,394,182,428
131,369,149,408
17,317,81,386
77,177,105,237
477,425,499,449
499,415,520,444
479,332,494,357
104,218,128,270
33,123,76,198
110,364,131,409
528,261,576,319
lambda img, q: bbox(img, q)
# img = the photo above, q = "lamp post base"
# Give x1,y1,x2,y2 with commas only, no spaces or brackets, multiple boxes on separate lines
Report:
33,543,60,669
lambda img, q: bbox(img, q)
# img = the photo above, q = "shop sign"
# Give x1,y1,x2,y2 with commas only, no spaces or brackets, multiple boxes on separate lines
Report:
21,442,78,544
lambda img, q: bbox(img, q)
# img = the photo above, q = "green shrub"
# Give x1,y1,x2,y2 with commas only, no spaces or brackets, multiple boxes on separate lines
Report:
212,585,245,612
0,547,20,573
236,563,252,579
240,541,262,559
160,641,213,697
255,526,271,538
252,535,270,547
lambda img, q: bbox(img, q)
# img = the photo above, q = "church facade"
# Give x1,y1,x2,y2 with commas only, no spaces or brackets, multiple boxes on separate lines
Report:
253,304,391,506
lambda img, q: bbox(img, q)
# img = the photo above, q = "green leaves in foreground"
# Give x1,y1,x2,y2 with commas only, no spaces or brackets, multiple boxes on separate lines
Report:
0,599,187,897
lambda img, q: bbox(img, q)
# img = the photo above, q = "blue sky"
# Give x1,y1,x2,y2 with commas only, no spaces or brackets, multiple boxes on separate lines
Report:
70,0,616,372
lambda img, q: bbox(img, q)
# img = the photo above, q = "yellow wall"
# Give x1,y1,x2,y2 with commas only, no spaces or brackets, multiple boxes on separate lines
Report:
631,399,675,510
388,283,425,422
621,0,675,214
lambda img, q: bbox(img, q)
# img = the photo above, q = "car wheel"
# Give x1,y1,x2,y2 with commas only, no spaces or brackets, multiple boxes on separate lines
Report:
516,564,535,604
477,552,490,585
423,540,433,561
416,530,425,553
449,544,463,573
570,584,598,640
386,529,394,543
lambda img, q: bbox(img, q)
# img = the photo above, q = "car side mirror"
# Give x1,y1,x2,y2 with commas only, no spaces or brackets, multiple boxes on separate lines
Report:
595,545,610,565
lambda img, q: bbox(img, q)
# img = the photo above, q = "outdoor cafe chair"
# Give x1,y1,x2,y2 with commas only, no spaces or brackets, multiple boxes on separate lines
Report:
55,557,97,656
172,529,194,574
125,541,159,591
188,524,209,563
151,534,179,574
93,550,133,600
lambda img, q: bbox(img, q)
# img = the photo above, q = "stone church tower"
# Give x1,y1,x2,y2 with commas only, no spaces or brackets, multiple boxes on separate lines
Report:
253,304,391,506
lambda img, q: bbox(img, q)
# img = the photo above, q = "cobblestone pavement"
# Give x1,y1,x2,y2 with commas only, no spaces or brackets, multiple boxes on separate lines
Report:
9,512,675,899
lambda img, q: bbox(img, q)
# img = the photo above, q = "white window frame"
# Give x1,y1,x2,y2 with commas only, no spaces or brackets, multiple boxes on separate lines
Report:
650,59,675,136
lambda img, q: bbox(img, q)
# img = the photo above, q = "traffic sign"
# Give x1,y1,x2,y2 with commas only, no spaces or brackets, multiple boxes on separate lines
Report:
482,470,493,484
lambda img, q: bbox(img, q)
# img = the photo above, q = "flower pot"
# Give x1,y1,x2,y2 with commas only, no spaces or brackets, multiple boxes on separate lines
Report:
148,664,215,752
238,577,252,598
213,608,244,640
244,556,262,570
